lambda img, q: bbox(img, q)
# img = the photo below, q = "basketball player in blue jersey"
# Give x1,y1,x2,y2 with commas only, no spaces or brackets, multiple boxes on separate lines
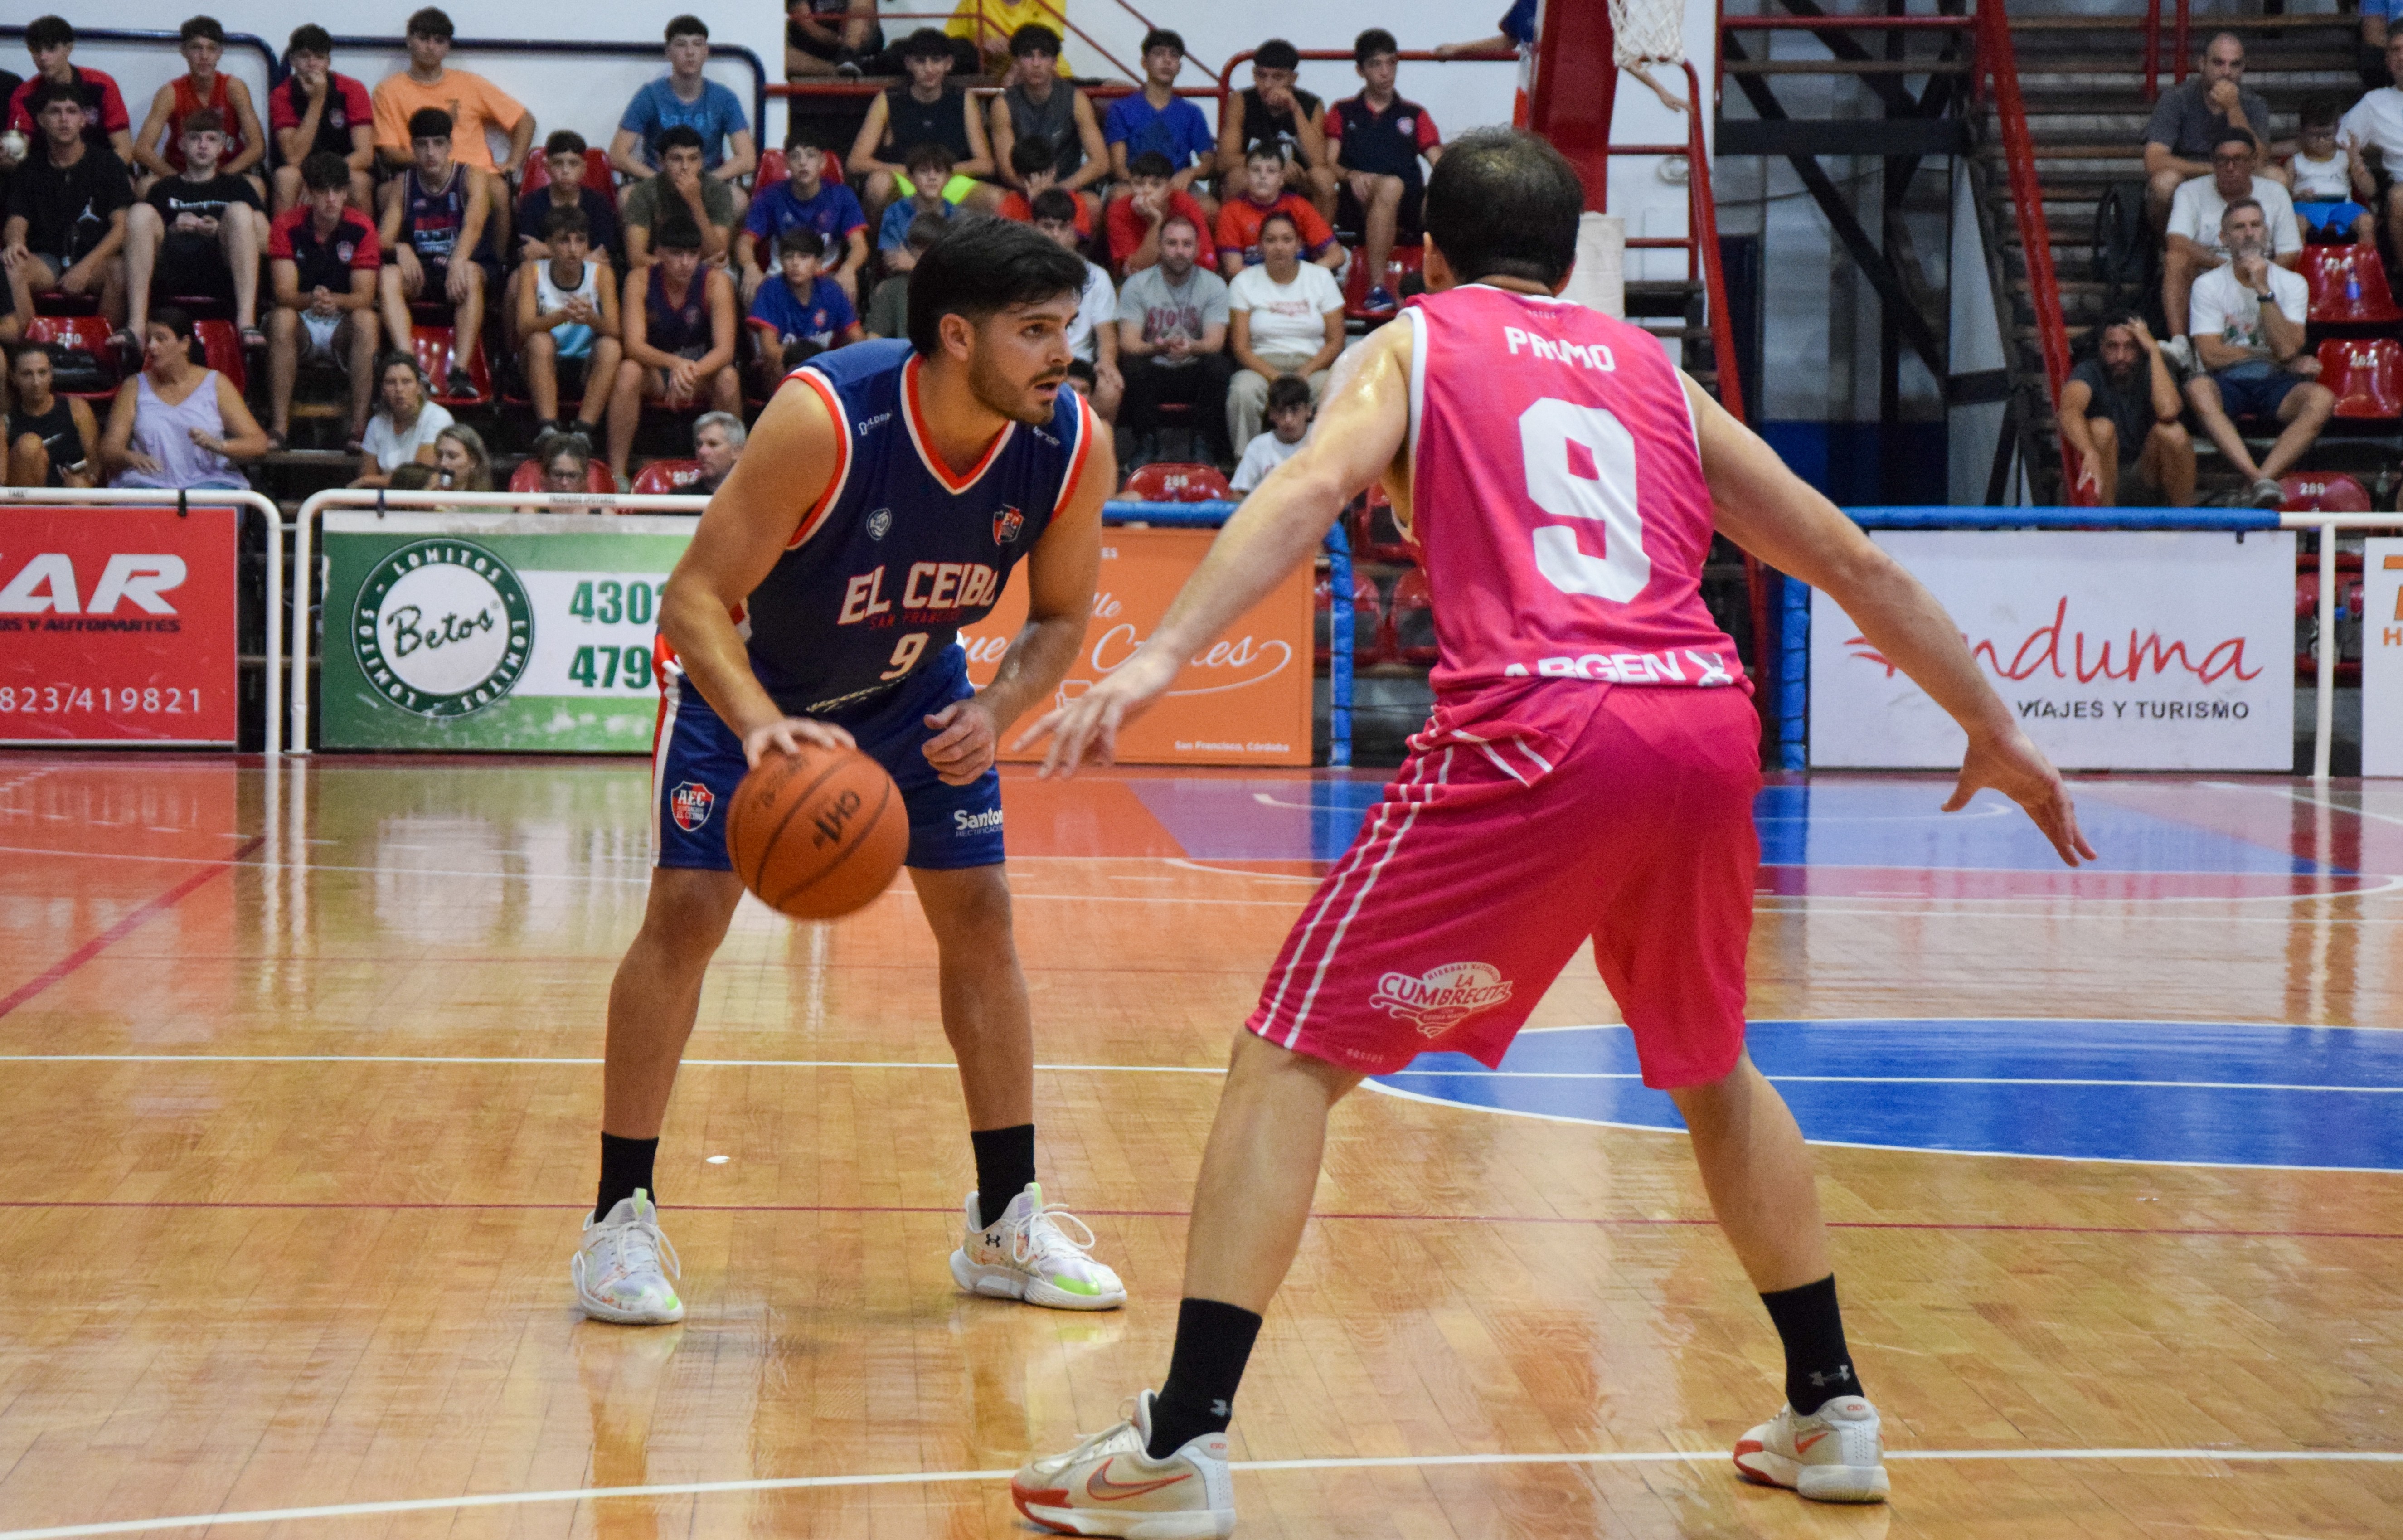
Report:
573,219,1125,1324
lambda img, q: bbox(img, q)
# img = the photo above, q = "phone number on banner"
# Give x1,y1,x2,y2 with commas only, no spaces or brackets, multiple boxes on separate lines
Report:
2,684,213,715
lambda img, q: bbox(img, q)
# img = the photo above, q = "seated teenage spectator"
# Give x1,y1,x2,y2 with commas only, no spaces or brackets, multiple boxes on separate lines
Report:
739,126,867,303
385,461,437,491
1231,371,1311,494
607,213,738,483
432,422,492,491
1329,29,1444,316
515,206,621,441
990,27,1107,224
372,9,532,254
1109,150,1219,275
878,144,963,270
1216,145,1342,277
270,26,376,214
352,353,451,486
787,0,882,80
7,17,135,166
3,79,132,324
2163,131,2297,343
2288,94,2374,245
2185,199,2335,508
864,211,944,337
100,306,267,489
611,17,757,225
533,426,594,492
624,126,738,269
125,111,265,349
848,30,1000,224
690,410,744,493
516,131,623,267
1106,30,1217,219
1115,213,1232,462
377,107,496,387
2341,34,2403,262
130,18,267,196
1224,209,1343,449
746,226,860,387
1217,39,1334,219
2145,32,2278,226
1033,187,1120,421
6,343,100,486
266,152,381,448
1000,139,1092,236
2059,311,2194,508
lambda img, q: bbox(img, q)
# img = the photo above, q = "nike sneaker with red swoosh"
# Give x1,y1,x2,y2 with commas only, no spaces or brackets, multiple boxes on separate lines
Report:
1012,1389,1235,1538
1733,1395,1889,1502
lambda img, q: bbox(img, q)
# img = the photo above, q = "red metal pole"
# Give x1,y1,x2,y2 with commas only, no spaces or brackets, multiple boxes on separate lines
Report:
2144,0,2162,101
1978,0,2083,503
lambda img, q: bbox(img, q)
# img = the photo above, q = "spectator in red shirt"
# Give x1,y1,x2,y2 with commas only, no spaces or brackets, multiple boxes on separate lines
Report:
1107,149,1218,275
1327,29,1444,316
130,16,269,195
7,16,135,166
1214,144,1342,277
998,138,1092,237
266,151,381,446
270,26,376,215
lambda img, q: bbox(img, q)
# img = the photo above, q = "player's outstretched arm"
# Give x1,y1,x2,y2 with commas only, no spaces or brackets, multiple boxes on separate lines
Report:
1016,324,1414,776
1685,374,2098,868
658,377,857,767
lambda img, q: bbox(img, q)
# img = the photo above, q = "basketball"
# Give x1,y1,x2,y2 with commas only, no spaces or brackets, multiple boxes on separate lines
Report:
724,744,909,919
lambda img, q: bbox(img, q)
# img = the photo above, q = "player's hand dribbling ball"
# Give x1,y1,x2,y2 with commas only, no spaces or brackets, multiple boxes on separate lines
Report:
725,744,909,919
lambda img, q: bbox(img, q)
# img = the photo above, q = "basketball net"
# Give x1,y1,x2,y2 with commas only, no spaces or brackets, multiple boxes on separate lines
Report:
1609,0,1692,113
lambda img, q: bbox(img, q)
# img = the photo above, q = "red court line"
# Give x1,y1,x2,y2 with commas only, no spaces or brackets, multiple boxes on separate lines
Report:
0,835,267,1020
0,1199,2392,1241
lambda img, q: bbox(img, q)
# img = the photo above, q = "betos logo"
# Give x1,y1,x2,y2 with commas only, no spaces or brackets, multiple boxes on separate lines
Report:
350,539,533,719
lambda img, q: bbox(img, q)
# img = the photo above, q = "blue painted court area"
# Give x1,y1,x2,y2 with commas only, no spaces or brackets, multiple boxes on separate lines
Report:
1372,1020,2403,1172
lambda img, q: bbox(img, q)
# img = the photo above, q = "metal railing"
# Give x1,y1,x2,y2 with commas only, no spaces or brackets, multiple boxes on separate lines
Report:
2144,0,2195,103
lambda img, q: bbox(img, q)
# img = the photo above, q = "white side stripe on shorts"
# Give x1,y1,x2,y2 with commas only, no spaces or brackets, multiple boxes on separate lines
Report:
1257,751,1436,1031
1281,746,1454,1045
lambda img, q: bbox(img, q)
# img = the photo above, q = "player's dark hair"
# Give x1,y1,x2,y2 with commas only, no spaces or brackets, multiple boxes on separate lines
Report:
545,204,590,240
1255,39,1299,73
1354,28,1398,63
24,16,74,51
408,107,453,142
1126,150,1175,181
546,129,587,159
1029,187,1078,225
2301,93,2341,131
287,24,333,58
149,305,198,343
777,225,827,260
1425,129,1583,288
1010,23,1062,58
1141,28,1185,58
656,125,706,156
905,141,956,180
180,107,224,136
651,210,705,252
907,216,1088,357
1010,138,1053,178
788,123,825,155
301,151,351,192
1245,141,1284,166
180,15,225,45
26,78,84,115
665,14,707,42
1266,373,1313,413
406,7,454,41
899,27,954,62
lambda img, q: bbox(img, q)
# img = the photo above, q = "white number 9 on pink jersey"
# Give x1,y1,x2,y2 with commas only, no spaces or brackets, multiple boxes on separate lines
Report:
1520,397,1651,603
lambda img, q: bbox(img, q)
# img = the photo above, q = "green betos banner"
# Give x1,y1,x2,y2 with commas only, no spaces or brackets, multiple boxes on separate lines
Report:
320,511,697,752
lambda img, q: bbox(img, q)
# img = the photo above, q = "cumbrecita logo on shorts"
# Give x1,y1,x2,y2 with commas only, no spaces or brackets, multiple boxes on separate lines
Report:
1370,962,1515,1036
351,539,533,719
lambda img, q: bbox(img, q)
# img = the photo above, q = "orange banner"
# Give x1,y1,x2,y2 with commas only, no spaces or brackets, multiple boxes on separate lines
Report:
961,525,1313,766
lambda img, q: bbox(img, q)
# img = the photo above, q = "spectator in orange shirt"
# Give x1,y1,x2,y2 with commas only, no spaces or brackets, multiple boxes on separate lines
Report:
371,8,534,255
1107,150,1218,275
130,16,268,196
1214,144,1341,278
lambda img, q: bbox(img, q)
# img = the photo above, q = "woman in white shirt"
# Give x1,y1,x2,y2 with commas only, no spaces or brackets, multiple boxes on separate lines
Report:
1225,210,1346,453
351,355,456,488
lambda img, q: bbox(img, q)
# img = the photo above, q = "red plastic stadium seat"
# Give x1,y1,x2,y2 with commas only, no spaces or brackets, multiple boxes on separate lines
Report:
1314,567,1384,666
411,326,494,406
1389,565,1437,665
1358,484,1414,563
1122,461,1233,502
520,147,614,196
2315,337,2403,419
2278,472,2372,513
30,290,99,317
23,314,121,399
756,147,845,186
631,459,707,494
192,319,245,392
507,456,615,494
2301,244,2403,324
1343,243,1423,321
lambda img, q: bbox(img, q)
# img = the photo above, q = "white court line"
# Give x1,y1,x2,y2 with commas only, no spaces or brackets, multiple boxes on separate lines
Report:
2204,780,2403,831
0,1056,1227,1073
2,1448,2394,1539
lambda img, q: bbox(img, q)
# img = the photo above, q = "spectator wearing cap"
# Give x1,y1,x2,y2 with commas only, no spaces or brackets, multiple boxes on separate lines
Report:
1215,143,1341,279
2183,197,2333,507
518,131,625,268
623,126,738,269
745,225,860,389
1108,150,1219,275
1114,211,1233,463
3,77,132,325
271,26,375,214
124,107,265,349
266,151,381,448
1216,39,1334,219
738,125,866,305
2145,32,2283,228
1328,29,1443,316
787,0,883,81
990,26,1107,226
2341,34,2403,262
863,212,945,338
611,16,757,226
1106,29,1215,217
131,17,267,197
2162,129,2298,344
1032,185,1120,421
848,29,1001,226
2059,311,2193,508
7,17,133,168
376,106,496,385
372,8,533,255
514,204,621,442
606,211,738,484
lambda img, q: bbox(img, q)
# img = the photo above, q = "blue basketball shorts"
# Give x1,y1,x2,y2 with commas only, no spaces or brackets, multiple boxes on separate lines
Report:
651,644,1006,872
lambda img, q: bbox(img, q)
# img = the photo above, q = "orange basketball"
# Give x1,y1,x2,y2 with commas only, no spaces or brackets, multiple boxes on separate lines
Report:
723,744,909,920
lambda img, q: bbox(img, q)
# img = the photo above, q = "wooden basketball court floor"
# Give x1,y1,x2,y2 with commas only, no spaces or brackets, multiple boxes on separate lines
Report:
0,752,2398,1539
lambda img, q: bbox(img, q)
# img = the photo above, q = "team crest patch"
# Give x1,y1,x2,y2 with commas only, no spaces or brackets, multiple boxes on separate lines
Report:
866,507,892,539
993,505,1024,545
1369,962,1515,1036
669,780,715,832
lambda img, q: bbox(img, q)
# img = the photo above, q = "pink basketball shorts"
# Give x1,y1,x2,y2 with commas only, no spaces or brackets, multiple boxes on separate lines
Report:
1246,684,1763,1088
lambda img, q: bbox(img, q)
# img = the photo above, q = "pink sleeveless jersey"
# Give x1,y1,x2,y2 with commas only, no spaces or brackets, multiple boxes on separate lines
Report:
1402,284,1746,703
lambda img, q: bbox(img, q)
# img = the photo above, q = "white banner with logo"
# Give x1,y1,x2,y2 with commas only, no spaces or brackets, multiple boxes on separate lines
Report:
2367,537,2403,777
1810,530,2295,771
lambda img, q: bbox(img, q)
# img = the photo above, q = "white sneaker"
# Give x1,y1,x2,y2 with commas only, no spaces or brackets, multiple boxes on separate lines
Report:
572,1189,685,1324
1733,1394,1890,1502
950,1181,1126,1310
1012,1389,1235,1538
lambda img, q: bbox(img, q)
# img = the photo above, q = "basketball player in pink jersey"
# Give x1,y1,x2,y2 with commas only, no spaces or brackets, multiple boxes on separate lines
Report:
1005,131,2098,1537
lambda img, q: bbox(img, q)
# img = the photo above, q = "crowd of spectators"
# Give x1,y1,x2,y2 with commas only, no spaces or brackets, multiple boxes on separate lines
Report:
0,13,1478,495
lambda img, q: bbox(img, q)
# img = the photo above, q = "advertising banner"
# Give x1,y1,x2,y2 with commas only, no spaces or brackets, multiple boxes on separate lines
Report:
1810,530,2294,771
2366,538,2403,777
0,503,240,745
320,512,694,752
961,525,1313,766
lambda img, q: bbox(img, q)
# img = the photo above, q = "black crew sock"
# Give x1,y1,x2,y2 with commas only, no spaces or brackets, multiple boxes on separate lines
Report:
970,1123,1037,1230
1147,1297,1264,1458
1760,1274,1862,1415
595,1132,660,1222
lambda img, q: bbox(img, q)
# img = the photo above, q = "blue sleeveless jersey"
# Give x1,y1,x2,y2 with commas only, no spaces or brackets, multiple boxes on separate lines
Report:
741,340,1097,716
